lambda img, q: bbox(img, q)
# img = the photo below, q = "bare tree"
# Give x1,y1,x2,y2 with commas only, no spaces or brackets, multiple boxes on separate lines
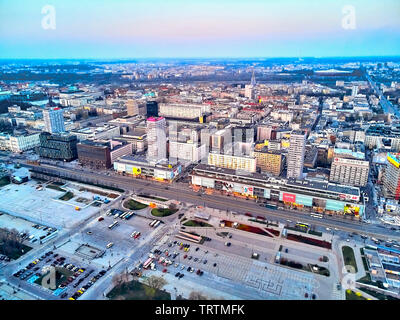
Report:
189,291,208,300
143,275,167,291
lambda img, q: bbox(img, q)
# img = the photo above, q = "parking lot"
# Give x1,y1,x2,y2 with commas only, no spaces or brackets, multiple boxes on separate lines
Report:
11,248,109,300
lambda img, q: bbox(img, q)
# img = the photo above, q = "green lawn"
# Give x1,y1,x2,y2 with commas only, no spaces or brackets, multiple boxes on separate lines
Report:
183,220,212,227
59,191,74,201
107,280,171,300
342,246,358,273
151,208,178,217
124,199,148,210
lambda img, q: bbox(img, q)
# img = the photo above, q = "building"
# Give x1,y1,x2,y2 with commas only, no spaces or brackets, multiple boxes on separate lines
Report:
147,117,167,163
0,132,41,153
287,131,306,179
159,103,209,122
146,101,159,117
191,164,364,218
329,149,369,187
113,155,181,182
37,132,78,161
384,153,400,200
77,141,111,169
77,139,132,169
252,147,284,176
43,108,65,134
208,152,256,173
126,99,139,116
70,125,120,141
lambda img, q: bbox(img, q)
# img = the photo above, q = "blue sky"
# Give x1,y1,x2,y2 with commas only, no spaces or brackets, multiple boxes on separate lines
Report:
0,0,399,59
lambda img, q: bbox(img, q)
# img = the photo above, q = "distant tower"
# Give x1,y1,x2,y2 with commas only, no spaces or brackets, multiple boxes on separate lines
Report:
250,69,256,87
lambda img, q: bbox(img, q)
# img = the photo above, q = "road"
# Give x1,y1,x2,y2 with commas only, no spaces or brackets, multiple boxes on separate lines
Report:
366,72,400,118
21,162,400,241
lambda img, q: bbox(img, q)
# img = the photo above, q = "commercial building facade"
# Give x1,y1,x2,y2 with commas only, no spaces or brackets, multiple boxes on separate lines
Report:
329,157,369,187
208,152,257,173
191,164,364,218
147,117,167,162
113,155,182,182
252,148,284,176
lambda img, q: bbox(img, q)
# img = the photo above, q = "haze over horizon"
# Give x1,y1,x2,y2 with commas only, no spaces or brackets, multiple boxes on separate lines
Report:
1,0,400,59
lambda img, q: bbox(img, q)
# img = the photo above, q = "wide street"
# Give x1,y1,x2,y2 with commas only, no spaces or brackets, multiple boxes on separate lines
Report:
21,162,400,241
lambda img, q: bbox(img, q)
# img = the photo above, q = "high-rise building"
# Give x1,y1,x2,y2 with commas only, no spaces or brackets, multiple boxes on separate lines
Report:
252,147,284,176
43,108,65,134
383,153,400,200
126,99,139,116
329,149,369,187
146,117,167,163
146,101,159,117
287,131,306,179
37,132,77,161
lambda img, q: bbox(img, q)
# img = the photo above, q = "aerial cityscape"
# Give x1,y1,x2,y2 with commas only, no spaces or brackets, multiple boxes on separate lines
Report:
0,0,400,306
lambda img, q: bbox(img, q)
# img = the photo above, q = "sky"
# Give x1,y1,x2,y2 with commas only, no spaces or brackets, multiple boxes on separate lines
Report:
0,0,399,59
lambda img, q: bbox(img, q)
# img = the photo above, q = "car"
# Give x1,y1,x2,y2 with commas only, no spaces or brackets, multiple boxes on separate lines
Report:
181,265,185,270
99,270,106,275
179,273,184,278
175,272,181,277
188,256,192,260
203,260,207,264
285,248,288,253
213,263,217,267
60,293,68,299
195,247,199,252
225,242,231,247
86,231,93,235
183,254,187,259
162,268,167,273
187,266,191,272
174,263,179,268
98,217,104,222
346,239,350,242
194,258,198,262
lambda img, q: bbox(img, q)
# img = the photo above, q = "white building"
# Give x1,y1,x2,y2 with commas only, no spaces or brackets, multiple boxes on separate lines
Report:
8,133,41,153
43,108,65,134
147,117,167,163
287,131,306,179
159,103,210,120
208,152,257,173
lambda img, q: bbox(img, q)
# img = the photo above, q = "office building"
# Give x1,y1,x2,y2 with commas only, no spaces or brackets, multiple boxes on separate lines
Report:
329,149,369,187
287,131,306,179
208,152,257,173
43,108,65,134
38,132,78,161
146,101,159,117
253,147,284,176
126,99,139,116
383,153,400,200
147,117,167,162
159,103,209,122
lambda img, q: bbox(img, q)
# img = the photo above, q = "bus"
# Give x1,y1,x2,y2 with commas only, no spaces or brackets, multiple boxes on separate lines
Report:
295,222,310,231
153,221,161,228
143,258,153,269
149,220,157,227
176,231,202,243
108,221,119,230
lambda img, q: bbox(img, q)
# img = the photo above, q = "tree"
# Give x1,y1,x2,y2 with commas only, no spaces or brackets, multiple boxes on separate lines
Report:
168,203,177,211
189,291,208,300
143,275,167,290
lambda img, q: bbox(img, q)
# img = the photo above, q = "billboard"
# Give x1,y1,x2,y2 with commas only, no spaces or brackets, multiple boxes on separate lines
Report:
326,199,345,212
116,162,125,172
242,186,254,196
295,194,313,207
282,192,296,203
192,176,202,186
264,189,271,199
202,177,215,188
